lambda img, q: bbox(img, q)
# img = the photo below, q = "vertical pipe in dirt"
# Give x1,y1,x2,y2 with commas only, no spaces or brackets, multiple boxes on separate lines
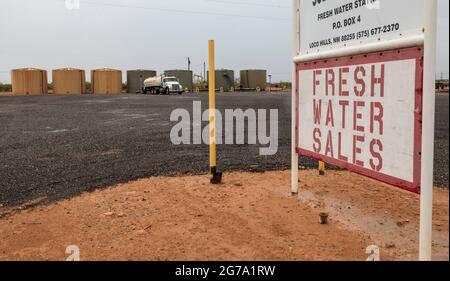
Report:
319,161,325,176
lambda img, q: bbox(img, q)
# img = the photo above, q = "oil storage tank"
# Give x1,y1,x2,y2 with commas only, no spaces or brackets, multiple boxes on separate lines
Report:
11,68,48,95
208,69,235,91
240,69,267,90
91,68,122,94
127,70,156,94
52,68,86,94
164,70,193,92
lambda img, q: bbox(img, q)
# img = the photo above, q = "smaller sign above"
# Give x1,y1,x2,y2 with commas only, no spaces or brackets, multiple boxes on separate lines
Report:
299,0,424,55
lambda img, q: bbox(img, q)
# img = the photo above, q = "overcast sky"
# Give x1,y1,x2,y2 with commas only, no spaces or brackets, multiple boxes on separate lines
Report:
0,0,449,83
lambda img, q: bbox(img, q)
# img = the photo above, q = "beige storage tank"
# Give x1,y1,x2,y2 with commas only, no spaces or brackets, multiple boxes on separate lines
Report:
11,68,48,95
52,68,86,94
91,68,122,94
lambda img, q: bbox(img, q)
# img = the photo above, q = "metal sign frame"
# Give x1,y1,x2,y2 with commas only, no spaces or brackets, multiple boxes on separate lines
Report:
291,0,437,261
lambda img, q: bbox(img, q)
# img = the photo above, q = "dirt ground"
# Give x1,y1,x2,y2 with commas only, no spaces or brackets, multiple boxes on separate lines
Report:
0,170,448,261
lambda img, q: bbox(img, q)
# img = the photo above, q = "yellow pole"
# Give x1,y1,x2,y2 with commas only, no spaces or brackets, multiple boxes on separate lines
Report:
319,161,325,175
209,40,216,169
208,40,222,184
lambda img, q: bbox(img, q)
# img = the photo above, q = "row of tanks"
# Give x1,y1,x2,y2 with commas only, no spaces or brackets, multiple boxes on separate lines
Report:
10,68,193,95
10,68,267,95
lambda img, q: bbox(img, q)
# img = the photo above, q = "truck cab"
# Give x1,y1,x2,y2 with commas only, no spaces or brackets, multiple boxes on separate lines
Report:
163,77,183,94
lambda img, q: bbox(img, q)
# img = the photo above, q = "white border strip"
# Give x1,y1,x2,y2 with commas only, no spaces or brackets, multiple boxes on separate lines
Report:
293,35,424,63
291,0,299,195
419,0,437,262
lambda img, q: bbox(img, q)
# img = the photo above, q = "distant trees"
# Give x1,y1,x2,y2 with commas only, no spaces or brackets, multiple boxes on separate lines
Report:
0,83,12,92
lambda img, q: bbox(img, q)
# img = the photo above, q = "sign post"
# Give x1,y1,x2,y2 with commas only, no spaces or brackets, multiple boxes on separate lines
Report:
292,0,437,260
419,0,437,261
291,0,300,195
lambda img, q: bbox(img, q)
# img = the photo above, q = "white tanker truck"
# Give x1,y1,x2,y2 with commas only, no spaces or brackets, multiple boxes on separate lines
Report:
142,75,184,95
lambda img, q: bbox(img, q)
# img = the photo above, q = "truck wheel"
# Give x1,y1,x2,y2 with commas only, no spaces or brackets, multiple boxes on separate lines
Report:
165,88,170,95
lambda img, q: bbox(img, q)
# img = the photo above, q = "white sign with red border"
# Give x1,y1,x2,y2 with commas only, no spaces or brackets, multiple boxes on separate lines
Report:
294,0,427,194
296,47,423,193
292,0,437,261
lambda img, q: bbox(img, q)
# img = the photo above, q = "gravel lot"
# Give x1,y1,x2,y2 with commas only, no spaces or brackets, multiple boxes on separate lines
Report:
0,92,448,207
434,93,449,188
